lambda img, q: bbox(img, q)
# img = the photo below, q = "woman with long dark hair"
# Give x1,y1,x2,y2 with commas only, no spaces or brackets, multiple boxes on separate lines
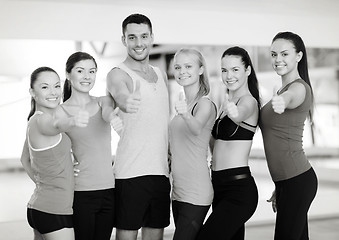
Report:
197,46,260,240
260,31,318,240
21,66,88,240
55,52,120,240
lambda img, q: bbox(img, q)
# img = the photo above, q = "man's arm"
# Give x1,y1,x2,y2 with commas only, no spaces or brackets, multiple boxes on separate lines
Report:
99,95,117,123
106,68,140,113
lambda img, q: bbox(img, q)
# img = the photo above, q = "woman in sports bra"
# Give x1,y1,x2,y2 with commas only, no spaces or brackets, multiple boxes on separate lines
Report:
260,32,317,240
20,67,89,240
169,48,216,240
197,47,260,240
54,52,121,240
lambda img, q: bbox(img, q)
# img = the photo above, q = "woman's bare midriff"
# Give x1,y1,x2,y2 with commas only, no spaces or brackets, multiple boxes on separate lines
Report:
211,140,253,171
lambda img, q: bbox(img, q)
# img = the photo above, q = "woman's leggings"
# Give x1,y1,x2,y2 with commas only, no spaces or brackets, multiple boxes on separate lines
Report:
73,188,115,240
274,167,318,240
197,166,258,240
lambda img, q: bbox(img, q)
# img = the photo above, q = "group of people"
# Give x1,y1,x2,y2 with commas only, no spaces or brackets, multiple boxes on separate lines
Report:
20,13,318,240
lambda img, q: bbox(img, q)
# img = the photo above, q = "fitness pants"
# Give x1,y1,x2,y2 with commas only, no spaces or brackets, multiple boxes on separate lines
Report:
73,188,115,240
274,167,318,240
197,166,258,240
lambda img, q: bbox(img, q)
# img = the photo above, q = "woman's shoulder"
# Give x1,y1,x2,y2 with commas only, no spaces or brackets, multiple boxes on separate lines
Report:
97,95,115,108
97,95,111,102
31,111,52,124
28,111,53,135
239,94,258,107
198,96,215,107
195,96,217,115
287,80,307,95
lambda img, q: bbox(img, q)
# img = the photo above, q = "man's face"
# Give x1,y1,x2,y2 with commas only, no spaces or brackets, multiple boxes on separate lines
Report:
122,23,154,62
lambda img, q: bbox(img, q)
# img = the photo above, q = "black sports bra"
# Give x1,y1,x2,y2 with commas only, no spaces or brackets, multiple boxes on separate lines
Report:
211,112,257,141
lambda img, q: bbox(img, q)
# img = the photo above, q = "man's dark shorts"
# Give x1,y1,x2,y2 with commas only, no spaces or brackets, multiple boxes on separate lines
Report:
115,175,171,230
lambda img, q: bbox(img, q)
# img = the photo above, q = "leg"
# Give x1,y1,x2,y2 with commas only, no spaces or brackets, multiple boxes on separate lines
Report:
144,176,171,229
114,178,149,232
300,220,309,240
94,189,115,240
197,198,246,240
172,201,210,240
115,176,170,240
141,176,171,240
43,228,75,240
274,168,317,240
231,225,245,240
116,229,138,240
33,229,44,240
197,170,258,240
73,191,99,240
141,227,164,240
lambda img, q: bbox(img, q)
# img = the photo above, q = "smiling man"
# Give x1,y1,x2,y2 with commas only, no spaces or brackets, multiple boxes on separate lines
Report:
106,13,171,240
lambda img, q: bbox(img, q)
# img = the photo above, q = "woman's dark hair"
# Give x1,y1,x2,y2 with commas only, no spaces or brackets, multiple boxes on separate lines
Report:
221,46,261,110
63,51,97,102
272,31,314,121
28,67,59,121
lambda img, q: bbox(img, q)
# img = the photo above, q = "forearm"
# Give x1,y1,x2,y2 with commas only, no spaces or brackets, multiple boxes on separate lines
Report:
100,96,116,123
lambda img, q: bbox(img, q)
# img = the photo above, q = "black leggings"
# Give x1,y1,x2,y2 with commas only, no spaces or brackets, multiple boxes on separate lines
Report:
172,200,210,240
274,167,318,240
197,166,258,240
73,188,115,240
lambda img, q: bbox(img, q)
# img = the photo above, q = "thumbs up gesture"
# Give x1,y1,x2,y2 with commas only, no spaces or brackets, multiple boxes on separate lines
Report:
174,91,189,116
126,79,141,113
110,107,123,135
74,104,89,128
223,92,239,118
271,86,286,114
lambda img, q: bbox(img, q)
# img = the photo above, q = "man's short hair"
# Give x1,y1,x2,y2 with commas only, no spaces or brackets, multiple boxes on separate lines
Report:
122,13,152,35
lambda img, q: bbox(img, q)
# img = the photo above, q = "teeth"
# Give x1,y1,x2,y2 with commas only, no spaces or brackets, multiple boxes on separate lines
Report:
135,49,144,54
227,80,237,84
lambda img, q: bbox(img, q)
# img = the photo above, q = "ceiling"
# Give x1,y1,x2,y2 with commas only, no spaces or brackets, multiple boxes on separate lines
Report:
0,0,338,78
1,0,339,47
